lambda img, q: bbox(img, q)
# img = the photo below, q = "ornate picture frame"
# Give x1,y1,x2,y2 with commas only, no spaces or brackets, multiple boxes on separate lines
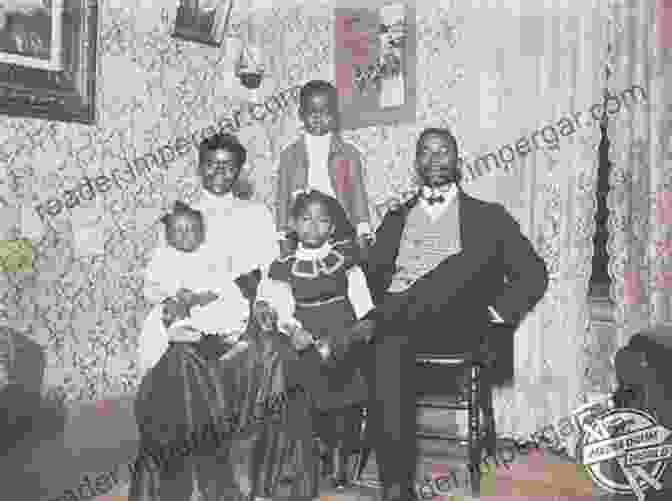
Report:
335,0,417,130
173,0,234,47
0,0,98,125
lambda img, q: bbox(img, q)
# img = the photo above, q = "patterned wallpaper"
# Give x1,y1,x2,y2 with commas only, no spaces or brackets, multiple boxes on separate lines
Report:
0,0,616,407
0,1,468,402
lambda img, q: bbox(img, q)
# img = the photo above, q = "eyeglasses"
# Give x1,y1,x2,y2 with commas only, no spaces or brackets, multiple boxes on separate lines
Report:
200,159,240,174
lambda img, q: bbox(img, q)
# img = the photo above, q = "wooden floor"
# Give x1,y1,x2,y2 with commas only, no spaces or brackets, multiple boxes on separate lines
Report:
3,395,606,501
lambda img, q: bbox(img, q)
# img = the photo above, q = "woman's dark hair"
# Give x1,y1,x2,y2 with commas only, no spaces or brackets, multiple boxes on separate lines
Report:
299,80,338,111
290,190,337,222
198,133,247,167
160,201,204,227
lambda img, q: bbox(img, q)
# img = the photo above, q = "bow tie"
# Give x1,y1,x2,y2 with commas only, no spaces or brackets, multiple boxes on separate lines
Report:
421,185,451,205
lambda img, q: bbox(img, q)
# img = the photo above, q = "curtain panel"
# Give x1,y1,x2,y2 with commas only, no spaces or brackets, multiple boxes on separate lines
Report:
457,0,608,436
606,0,672,351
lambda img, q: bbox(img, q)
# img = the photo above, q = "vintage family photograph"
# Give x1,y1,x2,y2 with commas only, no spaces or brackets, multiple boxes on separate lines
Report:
173,0,234,47
2,1,672,501
0,0,97,123
0,0,62,71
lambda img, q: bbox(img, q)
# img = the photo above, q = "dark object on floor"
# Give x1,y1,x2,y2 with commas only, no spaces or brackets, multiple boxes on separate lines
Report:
613,325,672,427
0,327,65,455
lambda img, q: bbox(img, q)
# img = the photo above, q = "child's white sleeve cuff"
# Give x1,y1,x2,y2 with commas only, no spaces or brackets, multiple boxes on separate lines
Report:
356,222,372,236
256,277,297,327
138,306,170,376
347,266,375,319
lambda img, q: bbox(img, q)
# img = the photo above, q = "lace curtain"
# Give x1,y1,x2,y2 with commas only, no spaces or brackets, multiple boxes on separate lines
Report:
606,0,672,349
459,0,608,436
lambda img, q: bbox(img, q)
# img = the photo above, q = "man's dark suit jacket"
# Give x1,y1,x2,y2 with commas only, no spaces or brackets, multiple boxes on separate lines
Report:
363,189,549,367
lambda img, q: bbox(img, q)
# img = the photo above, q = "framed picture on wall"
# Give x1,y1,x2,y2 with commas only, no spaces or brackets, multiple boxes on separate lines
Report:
335,0,417,130
173,0,234,47
0,0,98,124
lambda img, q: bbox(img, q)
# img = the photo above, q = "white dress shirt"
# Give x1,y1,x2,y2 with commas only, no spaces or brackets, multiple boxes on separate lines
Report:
418,183,459,222
304,132,335,198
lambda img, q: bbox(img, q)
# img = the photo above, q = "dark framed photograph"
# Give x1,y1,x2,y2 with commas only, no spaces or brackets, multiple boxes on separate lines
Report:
0,0,98,124
173,0,234,47
335,0,417,130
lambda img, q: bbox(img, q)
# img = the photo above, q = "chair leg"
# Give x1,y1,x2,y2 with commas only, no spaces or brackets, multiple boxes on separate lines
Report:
468,364,481,497
480,373,497,459
352,407,372,482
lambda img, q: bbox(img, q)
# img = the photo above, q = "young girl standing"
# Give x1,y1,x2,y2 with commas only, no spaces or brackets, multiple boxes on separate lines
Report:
256,189,375,488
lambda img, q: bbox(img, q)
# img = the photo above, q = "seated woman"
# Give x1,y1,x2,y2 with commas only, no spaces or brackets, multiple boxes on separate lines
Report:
255,189,376,489
132,202,318,501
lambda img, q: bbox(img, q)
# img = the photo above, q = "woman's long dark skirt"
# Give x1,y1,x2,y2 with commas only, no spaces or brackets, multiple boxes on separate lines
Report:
237,330,319,499
130,342,241,501
129,331,319,501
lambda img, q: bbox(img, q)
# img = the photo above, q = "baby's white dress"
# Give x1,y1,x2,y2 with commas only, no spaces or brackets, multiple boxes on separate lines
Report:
138,242,250,375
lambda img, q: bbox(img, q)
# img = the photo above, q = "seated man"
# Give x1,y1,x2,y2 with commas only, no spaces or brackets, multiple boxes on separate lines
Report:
358,128,549,501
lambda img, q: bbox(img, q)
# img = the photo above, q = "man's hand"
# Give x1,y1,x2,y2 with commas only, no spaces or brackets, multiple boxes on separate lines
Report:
253,300,278,331
326,319,375,362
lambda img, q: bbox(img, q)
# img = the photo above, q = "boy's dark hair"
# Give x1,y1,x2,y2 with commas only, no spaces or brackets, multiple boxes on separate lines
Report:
198,133,247,167
290,190,337,222
160,201,204,228
299,80,338,111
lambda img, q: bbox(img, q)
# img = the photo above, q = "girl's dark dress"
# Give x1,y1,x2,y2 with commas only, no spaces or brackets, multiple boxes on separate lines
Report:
130,321,318,501
268,240,369,453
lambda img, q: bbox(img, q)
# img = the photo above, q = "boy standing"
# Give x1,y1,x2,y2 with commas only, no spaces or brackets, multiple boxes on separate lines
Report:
275,80,373,255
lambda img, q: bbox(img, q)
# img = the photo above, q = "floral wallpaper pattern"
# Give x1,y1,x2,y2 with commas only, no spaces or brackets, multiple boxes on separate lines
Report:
0,2,465,402
0,0,614,428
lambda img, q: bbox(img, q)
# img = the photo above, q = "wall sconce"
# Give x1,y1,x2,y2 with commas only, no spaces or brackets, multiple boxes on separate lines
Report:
235,43,265,90
234,18,265,91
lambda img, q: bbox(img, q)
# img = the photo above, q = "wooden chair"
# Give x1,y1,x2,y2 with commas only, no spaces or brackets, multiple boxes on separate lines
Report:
351,348,498,497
